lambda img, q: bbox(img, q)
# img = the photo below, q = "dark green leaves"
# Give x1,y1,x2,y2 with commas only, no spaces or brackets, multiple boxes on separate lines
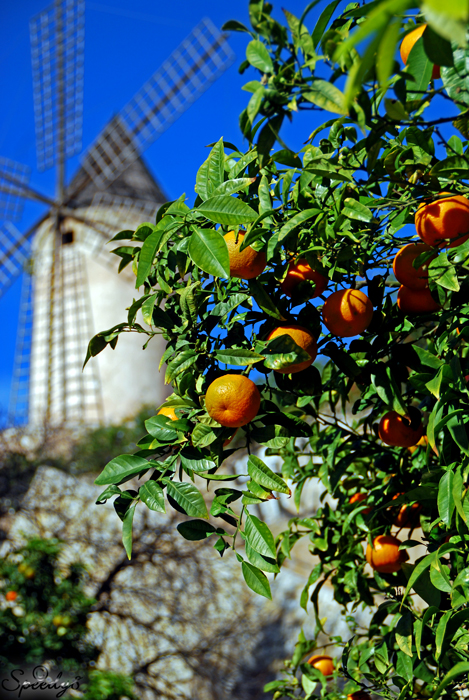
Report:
188,228,230,278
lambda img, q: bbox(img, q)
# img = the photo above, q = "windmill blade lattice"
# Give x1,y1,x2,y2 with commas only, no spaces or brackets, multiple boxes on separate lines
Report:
30,0,85,172
0,157,31,223
0,222,34,299
80,17,235,189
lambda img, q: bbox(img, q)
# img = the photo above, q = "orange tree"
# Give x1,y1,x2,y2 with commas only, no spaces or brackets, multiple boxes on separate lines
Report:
88,0,469,697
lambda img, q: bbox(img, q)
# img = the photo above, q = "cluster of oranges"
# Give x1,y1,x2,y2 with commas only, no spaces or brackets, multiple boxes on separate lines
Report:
306,652,372,695
393,193,469,313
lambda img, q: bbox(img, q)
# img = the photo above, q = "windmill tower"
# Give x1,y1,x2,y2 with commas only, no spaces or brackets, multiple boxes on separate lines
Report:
0,0,234,428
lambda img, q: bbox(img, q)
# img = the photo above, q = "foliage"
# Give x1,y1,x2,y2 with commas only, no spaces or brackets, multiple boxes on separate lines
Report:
89,0,469,696
81,669,138,700
0,537,96,669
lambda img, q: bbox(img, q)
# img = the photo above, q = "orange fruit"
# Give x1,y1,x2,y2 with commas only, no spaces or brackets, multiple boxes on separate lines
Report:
415,193,469,248
266,325,317,374
205,374,261,428
400,24,440,79
224,230,266,279
280,258,328,299
322,289,373,338
349,492,372,515
397,285,441,314
392,493,422,528
157,405,178,421
366,534,408,573
393,243,435,290
307,654,334,677
379,409,424,447
5,591,17,602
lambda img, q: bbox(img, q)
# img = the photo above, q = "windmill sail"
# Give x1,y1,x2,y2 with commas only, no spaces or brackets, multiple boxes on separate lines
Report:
3,1,234,428
80,17,234,189
30,0,85,171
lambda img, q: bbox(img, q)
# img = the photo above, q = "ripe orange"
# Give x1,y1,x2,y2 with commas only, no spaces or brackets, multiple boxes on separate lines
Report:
392,493,422,528
379,409,424,447
393,243,435,290
266,325,317,374
5,591,17,602
205,374,261,428
397,285,441,314
349,492,372,515
280,258,328,299
157,405,178,421
400,24,440,80
415,193,469,248
322,289,373,338
366,534,408,573
224,230,266,279
307,654,334,677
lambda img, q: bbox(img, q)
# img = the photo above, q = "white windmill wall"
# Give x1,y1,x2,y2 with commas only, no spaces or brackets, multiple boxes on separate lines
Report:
29,206,170,428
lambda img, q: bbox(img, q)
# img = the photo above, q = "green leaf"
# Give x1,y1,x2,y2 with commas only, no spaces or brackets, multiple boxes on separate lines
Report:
244,513,276,558
438,471,455,525
402,552,437,603
145,415,179,442
406,36,434,101
447,413,469,456
247,454,290,494
122,502,137,560
278,208,321,242
214,348,264,365
196,195,258,226
263,335,311,371
248,279,286,321
247,86,265,123
430,156,469,179
96,484,121,504
195,137,225,201
432,662,469,700
165,350,198,384
211,177,256,197
414,345,444,369
139,481,166,513
246,39,274,74
396,612,413,657
177,520,217,540
430,559,452,593
245,541,280,573
304,80,346,114
241,561,272,599
422,23,454,66
311,0,341,48
141,294,158,326
188,227,230,278
180,447,216,473
95,455,150,486
376,19,401,87
163,479,208,518
343,198,373,223
135,225,161,288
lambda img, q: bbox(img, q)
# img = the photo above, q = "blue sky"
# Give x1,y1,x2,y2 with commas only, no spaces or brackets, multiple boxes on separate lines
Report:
0,0,324,419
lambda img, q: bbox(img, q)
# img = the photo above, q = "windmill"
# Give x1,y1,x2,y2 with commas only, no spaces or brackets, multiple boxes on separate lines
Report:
0,0,234,428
